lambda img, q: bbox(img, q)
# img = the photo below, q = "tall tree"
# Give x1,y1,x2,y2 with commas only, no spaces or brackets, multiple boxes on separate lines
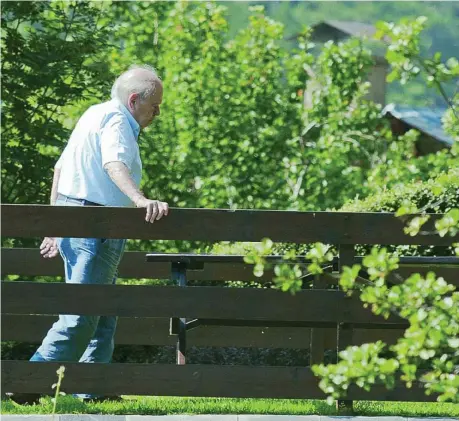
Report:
1,1,112,204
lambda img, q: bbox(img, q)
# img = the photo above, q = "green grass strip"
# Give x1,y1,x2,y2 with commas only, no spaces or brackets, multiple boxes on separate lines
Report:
1,396,458,417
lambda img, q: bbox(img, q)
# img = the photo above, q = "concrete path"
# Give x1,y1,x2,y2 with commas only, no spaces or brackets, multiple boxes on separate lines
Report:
2,416,458,421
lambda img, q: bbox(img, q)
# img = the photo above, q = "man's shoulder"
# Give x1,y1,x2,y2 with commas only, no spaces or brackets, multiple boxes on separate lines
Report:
86,100,124,116
82,100,129,126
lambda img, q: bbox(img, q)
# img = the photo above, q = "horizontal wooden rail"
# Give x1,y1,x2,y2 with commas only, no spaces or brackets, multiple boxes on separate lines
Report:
146,253,459,265
2,248,458,285
1,361,433,401
2,204,456,245
1,282,406,325
1,248,273,281
1,314,406,348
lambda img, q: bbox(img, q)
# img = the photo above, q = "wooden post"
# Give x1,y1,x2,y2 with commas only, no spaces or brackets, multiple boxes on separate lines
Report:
336,244,355,414
309,274,328,366
171,262,187,365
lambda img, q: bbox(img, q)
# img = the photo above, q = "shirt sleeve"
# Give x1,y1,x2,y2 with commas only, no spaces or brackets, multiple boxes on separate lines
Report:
100,114,136,171
55,155,63,170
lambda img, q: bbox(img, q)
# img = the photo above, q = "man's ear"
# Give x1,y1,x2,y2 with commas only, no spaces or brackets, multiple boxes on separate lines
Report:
127,93,139,111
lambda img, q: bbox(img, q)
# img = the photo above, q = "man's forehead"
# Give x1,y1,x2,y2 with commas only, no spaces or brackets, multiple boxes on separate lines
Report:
150,82,163,102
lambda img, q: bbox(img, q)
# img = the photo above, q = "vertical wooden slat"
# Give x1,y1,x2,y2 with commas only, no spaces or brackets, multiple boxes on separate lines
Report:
309,274,328,366
171,263,187,365
337,244,355,413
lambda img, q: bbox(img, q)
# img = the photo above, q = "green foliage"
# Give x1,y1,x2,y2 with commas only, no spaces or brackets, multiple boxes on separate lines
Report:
344,168,459,257
225,1,459,107
443,94,459,139
145,3,310,211
277,176,459,402
305,243,334,276
375,15,458,121
76,2,405,214
366,15,459,199
313,341,399,405
296,39,390,210
375,16,428,84
6,2,454,218
244,238,274,277
243,16,459,403
91,2,312,213
362,247,399,285
365,131,454,197
436,208,459,237
315,265,459,402
3,395,459,417
342,169,459,215
1,1,112,204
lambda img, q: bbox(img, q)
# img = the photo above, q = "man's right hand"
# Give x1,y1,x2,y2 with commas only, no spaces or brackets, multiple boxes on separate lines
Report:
40,237,59,259
135,198,169,223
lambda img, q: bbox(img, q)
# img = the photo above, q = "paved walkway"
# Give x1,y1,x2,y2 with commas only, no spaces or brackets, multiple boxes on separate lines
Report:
2,416,458,421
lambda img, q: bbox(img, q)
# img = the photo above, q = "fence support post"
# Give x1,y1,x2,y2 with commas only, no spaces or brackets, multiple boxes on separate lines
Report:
336,243,355,413
309,274,327,366
171,262,187,365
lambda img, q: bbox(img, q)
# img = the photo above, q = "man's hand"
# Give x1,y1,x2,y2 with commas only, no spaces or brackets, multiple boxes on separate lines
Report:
40,237,59,259
135,198,169,223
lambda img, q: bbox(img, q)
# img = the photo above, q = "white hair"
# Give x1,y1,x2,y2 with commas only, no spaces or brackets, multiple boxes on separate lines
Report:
111,64,161,106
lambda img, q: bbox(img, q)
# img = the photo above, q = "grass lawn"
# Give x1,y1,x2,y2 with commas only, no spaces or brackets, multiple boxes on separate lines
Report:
1,396,459,417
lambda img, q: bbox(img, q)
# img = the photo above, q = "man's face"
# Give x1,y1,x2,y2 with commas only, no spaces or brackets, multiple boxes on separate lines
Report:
129,82,163,129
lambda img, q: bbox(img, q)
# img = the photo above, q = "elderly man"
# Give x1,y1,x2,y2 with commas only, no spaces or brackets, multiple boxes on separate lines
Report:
9,65,168,405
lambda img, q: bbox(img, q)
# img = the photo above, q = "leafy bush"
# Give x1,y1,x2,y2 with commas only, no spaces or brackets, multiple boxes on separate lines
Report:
1,1,112,205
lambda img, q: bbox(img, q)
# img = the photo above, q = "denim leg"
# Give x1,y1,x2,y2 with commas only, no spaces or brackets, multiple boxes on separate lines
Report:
30,235,126,364
30,314,100,362
78,314,118,363
75,241,125,400
79,270,121,364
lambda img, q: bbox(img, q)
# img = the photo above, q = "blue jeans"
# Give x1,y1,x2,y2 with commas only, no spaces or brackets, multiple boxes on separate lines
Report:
30,195,126,398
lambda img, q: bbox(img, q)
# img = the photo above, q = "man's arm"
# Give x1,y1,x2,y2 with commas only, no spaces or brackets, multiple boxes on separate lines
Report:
104,161,169,223
50,167,61,205
40,166,61,258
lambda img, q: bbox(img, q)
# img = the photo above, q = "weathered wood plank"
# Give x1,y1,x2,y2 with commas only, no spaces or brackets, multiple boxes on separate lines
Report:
2,204,455,245
1,361,433,401
387,266,459,285
0,315,320,348
3,249,458,286
327,268,459,287
1,248,277,281
309,273,328,365
147,254,459,265
0,314,405,348
1,316,173,346
336,244,356,412
1,282,406,325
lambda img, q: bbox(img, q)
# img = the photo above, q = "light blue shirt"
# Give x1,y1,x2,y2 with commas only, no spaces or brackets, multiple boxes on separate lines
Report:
55,100,142,207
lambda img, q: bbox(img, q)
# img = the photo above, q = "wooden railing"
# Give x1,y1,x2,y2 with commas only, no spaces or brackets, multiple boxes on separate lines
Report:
2,204,458,403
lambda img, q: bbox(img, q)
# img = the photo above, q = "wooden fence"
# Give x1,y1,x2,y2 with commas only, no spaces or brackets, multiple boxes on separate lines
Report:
1,204,458,404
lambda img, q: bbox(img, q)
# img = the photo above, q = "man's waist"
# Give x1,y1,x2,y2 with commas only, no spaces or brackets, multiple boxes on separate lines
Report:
56,194,103,207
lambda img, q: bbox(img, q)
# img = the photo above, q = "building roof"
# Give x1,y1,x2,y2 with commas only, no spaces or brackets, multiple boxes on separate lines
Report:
317,20,378,38
383,103,454,146
300,20,386,61
308,20,378,43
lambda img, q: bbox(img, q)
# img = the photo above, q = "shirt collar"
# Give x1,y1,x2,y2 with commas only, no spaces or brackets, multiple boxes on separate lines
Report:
113,99,141,139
